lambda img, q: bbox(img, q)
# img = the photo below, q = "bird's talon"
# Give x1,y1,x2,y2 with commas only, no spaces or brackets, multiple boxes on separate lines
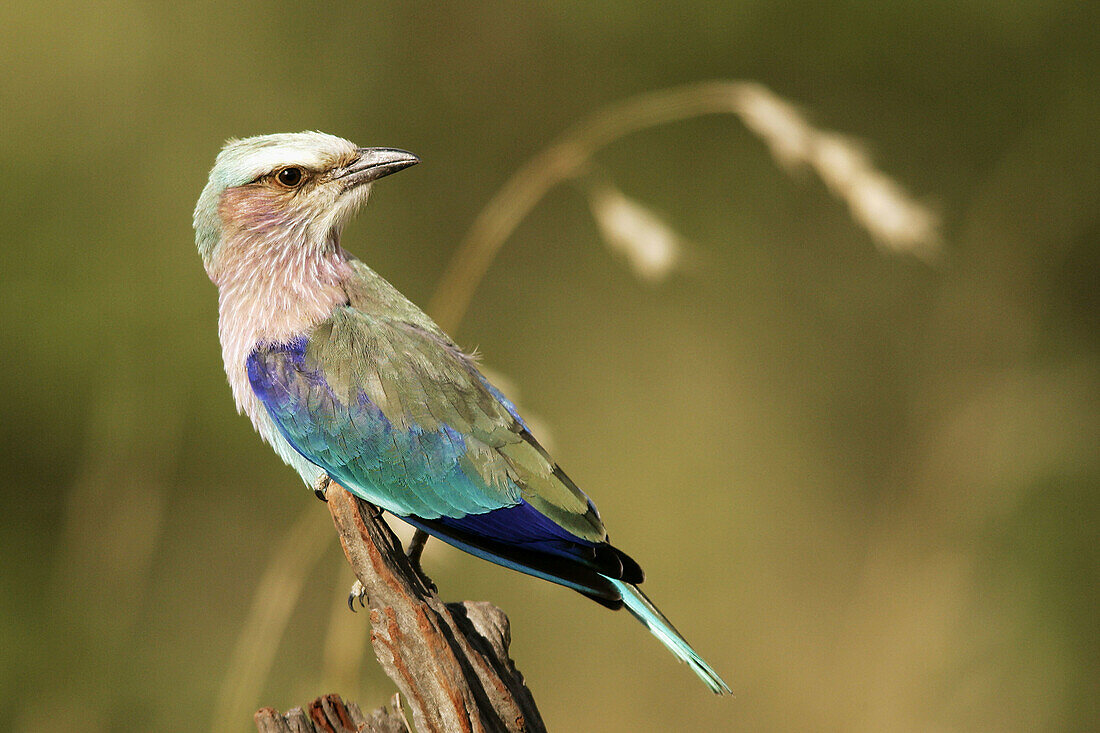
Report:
347,579,367,611
407,556,437,594
313,475,331,502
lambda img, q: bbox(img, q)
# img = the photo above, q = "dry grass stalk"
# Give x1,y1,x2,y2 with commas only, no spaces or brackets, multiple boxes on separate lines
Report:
319,567,371,699
585,183,688,282
430,80,940,332
736,84,941,260
211,508,334,733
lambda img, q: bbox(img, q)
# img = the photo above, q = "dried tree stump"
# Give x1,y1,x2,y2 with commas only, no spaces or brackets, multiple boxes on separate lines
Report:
255,693,409,733
262,482,546,733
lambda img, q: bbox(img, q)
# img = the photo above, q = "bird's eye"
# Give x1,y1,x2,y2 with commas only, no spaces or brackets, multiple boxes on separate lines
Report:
275,167,305,188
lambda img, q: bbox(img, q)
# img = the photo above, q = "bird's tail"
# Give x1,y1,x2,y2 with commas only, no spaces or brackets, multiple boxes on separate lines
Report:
607,578,731,695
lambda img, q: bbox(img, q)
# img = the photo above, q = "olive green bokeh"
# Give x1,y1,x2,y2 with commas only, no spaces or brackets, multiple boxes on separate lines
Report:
1,2,1097,731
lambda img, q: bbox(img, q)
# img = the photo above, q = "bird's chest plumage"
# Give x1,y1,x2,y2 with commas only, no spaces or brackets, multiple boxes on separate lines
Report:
214,244,353,485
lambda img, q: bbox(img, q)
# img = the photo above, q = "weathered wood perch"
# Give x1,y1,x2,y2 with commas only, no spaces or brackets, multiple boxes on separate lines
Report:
255,693,409,733
257,481,546,733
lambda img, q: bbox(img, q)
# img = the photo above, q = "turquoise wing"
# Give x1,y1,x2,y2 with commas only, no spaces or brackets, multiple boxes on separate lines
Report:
247,306,604,542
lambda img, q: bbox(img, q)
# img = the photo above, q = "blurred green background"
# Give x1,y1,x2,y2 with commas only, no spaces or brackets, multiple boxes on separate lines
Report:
2,2,1098,731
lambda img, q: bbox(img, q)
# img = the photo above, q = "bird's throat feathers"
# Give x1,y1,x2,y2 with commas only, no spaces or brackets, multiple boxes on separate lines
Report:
214,224,352,415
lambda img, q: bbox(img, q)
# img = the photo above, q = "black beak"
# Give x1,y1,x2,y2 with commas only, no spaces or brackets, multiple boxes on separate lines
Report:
338,147,419,188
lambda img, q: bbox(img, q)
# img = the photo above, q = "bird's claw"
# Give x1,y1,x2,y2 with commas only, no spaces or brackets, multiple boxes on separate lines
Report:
409,556,437,594
405,533,437,593
313,475,331,502
347,579,367,612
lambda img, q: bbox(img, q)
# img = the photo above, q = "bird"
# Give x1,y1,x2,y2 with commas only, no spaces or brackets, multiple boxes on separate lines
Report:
193,131,730,694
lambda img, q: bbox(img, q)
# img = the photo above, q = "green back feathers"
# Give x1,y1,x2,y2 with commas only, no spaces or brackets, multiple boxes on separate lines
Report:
300,292,606,541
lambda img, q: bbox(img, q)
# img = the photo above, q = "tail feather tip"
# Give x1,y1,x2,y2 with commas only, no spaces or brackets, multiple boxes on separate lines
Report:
608,578,732,695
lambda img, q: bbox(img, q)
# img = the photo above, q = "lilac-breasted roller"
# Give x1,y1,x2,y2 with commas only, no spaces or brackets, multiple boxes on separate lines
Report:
193,132,729,694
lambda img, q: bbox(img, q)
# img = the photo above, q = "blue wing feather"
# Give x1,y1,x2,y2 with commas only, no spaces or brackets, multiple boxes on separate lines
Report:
246,315,642,598
248,335,513,518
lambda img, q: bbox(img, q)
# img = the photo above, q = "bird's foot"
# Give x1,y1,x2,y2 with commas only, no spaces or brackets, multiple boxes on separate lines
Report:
347,579,367,612
313,475,331,502
409,558,437,594
405,530,437,593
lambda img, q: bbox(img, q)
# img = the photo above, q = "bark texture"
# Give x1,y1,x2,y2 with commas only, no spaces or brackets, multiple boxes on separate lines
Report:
255,693,409,733
256,482,546,733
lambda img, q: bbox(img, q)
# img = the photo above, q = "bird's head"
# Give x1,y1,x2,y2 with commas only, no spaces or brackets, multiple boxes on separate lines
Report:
193,131,418,275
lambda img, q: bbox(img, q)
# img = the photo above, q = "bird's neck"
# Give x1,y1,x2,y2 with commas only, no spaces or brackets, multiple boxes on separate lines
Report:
214,233,352,409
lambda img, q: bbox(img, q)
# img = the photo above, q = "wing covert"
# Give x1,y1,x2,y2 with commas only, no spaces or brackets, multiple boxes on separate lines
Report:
247,306,605,543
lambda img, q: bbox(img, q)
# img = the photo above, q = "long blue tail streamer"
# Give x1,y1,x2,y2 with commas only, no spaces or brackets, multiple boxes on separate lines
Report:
607,578,732,695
